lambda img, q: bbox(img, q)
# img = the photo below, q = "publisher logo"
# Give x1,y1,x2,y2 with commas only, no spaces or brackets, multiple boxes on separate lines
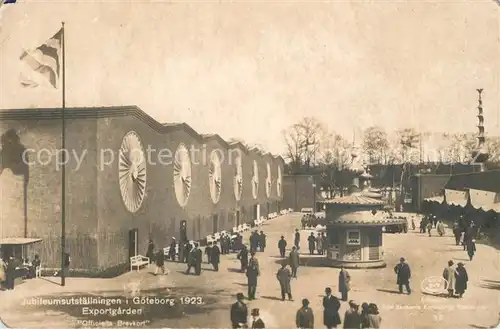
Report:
421,276,447,294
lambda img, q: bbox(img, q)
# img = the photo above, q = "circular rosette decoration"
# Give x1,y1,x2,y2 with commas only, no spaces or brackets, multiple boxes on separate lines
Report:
119,131,147,213
277,165,282,197
252,160,259,199
233,154,243,201
174,143,192,207
209,151,222,204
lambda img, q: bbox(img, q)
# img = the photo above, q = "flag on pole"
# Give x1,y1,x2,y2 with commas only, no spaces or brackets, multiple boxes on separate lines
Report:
19,28,62,88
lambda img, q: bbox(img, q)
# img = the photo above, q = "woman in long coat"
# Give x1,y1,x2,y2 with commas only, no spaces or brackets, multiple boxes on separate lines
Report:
323,287,341,328
338,266,351,301
455,262,468,298
467,239,476,261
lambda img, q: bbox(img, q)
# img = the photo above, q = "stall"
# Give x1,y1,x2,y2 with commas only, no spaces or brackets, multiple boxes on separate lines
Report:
326,210,406,268
0,237,42,261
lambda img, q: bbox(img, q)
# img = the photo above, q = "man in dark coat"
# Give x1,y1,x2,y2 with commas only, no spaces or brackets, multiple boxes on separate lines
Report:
193,243,203,275
154,248,165,275
394,257,411,294
294,229,301,249
237,246,249,272
251,308,265,328
246,251,260,300
250,231,259,252
230,293,248,328
289,246,300,278
278,236,287,258
452,222,462,246
184,242,192,263
259,231,266,252
276,263,292,301
168,238,177,261
321,233,328,255
338,266,351,301
467,239,476,261
296,298,314,329
146,240,155,264
205,242,213,264
5,257,16,290
211,242,221,271
307,233,316,255
323,287,341,328
185,245,196,275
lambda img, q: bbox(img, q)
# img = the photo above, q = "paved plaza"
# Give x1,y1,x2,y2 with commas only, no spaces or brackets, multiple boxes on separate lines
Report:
0,212,499,329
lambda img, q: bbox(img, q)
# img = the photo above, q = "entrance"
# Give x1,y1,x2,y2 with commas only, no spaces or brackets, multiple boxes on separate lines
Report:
128,228,138,259
212,214,218,234
236,210,240,226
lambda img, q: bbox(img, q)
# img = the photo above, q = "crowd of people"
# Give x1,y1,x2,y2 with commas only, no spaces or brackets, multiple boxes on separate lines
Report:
0,254,42,291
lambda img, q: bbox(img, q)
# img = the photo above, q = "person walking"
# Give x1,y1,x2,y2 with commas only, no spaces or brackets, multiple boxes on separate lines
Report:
146,240,155,264
316,233,323,255
246,251,260,300
343,300,361,329
455,262,468,298
185,244,196,275
294,229,301,250
154,248,165,275
251,308,265,328
321,233,328,255
230,293,248,329
296,299,314,329
211,242,221,271
5,257,16,290
168,238,177,261
467,239,476,261
452,222,461,246
437,220,445,236
394,257,411,294
367,304,381,328
323,287,341,328
276,263,293,301
338,266,351,301
411,218,416,231
278,236,287,258
205,242,213,264
308,233,316,255
426,221,433,237
289,246,300,278
238,245,249,272
194,243,203,275
442,260,455,298
259,231,266,252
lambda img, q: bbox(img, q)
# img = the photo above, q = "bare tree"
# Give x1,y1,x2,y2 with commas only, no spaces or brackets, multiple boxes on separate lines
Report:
282,117,327,172
362,126,389,164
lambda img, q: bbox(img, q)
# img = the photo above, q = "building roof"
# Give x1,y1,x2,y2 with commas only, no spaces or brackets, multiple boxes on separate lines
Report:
0,237,42,245
445,170,500,193
320,193,385,205
0,106,285,160
331,211,407,226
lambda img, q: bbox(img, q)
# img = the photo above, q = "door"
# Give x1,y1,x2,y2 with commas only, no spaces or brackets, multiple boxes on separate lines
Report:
212,214,218,234
128,228,138,259
180,220,187,242
236,211,240,226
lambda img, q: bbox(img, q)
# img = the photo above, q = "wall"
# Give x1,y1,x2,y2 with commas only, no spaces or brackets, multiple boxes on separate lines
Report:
411,174,451,212
0,106,285,273
0,116,99,269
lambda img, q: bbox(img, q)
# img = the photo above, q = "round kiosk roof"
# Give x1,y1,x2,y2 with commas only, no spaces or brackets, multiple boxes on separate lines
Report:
329,210,407,226
320,193,384,205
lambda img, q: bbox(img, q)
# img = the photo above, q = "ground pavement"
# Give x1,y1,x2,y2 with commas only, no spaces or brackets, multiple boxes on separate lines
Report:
0,213,499,328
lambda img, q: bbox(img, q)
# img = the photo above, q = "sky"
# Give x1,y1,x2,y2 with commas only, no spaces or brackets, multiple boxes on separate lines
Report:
0,0,499,155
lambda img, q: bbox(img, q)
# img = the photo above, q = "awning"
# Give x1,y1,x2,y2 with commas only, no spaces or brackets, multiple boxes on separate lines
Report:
444,189,468,207
469,189,497,211
424,196,444,203
0,238,42,245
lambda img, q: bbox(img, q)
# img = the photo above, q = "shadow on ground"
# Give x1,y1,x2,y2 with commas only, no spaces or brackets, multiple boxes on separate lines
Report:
24,286,230,327
478,279,500,290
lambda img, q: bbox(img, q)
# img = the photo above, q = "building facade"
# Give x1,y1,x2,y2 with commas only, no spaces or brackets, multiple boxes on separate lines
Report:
0,106,284,275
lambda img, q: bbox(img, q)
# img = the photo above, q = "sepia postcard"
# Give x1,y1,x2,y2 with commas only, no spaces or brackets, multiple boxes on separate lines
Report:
0,0,499,328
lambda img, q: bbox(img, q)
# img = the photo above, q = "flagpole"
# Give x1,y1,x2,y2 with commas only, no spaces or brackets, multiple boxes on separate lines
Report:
61,21,66,287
